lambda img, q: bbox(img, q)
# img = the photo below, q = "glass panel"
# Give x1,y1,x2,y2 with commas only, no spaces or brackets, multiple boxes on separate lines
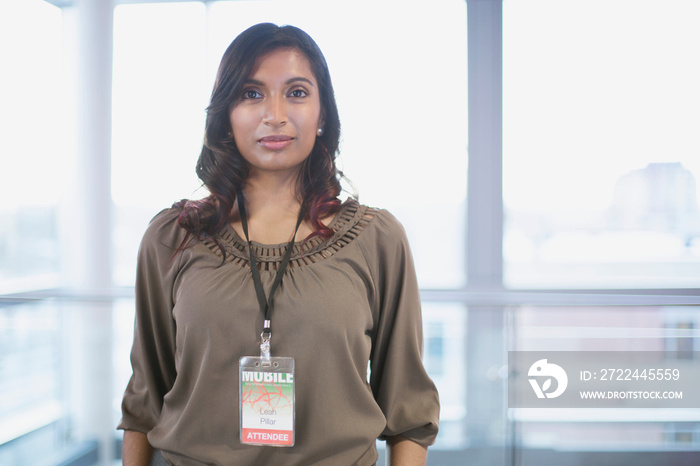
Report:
112,0,468,289
0,302,62,433
422,302,467,448
0,301,67,463
112,2,208,286
503,0,700,288
111,298,469,454
7,296,698,465
212,0,469,288
508,304,700,461
0,298,115,464
113,297,136,429
0,1,66,292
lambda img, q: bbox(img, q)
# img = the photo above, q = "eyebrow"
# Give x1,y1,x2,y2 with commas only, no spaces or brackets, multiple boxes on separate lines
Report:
243,77,316,87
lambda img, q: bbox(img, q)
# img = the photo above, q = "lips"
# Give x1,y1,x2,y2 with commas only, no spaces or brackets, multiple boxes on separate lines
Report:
258,135,294,151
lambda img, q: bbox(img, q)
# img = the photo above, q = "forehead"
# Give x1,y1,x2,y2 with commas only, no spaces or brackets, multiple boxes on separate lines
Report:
248,47,317,83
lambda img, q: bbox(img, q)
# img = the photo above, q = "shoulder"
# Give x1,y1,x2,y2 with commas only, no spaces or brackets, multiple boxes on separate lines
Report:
348,201,412,254
350,200,407,239
340,198,405,234
139,207,187,254
369,207,408,236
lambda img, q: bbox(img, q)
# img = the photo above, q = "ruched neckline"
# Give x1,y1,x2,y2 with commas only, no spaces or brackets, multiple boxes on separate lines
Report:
202,199,376,269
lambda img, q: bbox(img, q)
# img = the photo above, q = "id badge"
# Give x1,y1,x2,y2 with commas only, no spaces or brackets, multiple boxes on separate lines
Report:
239,356,295,447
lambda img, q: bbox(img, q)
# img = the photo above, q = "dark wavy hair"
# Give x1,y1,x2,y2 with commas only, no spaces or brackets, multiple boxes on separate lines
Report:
175,23,342,255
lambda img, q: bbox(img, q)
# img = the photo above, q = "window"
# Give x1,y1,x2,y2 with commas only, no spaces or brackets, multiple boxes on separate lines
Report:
3,1,700,465
112,2,208,285
510,304,700,452
111,0,469,289
111,0,469,454
503,0,700,289
0,0,67,293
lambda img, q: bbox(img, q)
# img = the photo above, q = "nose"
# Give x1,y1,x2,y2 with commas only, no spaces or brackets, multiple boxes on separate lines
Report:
262,94,287,127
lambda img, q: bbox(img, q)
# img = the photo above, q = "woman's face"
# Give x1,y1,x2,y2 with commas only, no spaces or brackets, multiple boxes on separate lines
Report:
230,47,323,179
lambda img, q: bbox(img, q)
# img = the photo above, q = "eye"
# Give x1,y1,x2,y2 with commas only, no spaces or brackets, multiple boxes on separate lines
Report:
288,88,308,98
241,89,262,100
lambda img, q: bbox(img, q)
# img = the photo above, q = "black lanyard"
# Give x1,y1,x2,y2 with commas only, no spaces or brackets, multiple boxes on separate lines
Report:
236,190,304,346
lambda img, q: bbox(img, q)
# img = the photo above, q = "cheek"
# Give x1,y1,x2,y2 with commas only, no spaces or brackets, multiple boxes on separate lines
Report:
230,110,255,144
298,107,322,137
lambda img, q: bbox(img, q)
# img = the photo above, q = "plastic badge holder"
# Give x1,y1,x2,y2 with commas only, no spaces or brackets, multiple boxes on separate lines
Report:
239,356,295,447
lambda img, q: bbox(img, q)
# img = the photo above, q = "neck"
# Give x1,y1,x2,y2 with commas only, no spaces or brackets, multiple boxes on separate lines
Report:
231,168,330,244
239,170,302,220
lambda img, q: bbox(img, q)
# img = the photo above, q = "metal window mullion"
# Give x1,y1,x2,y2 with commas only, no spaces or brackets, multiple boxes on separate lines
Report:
463,1,506,461
467,0,503,290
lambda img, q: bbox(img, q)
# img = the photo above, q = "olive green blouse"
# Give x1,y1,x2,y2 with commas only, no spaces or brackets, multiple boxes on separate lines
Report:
118,199,439,466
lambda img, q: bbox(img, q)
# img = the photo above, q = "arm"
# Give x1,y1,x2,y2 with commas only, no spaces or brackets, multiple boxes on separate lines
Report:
122,430,153,466
118,211,180,453
386,436,428,466
366,212,440,449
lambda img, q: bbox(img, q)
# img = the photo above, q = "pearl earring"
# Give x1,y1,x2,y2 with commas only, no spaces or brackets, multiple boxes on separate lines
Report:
317,127,324,136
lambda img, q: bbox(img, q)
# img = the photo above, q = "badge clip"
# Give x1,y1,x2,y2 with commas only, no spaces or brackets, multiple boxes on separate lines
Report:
260,319,272,366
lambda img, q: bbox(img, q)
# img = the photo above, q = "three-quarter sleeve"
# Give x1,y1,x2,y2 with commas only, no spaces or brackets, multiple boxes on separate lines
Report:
118,209,182,433
364,211,440,446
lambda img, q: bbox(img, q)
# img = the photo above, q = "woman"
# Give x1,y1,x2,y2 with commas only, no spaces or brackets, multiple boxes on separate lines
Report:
119,23,439,466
